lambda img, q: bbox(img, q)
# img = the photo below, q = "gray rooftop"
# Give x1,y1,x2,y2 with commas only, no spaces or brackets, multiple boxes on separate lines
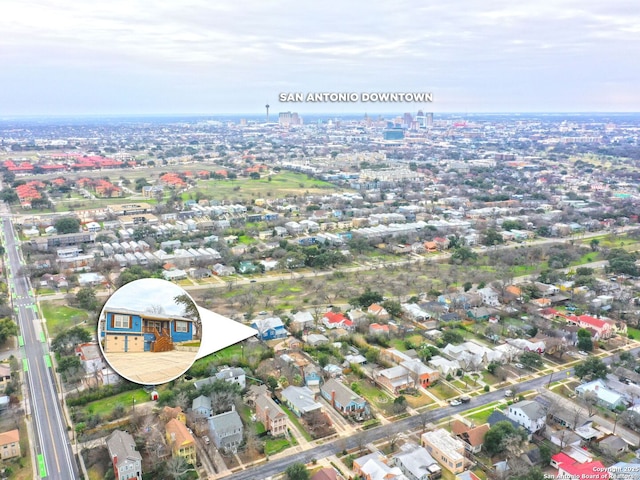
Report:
321,378,365,406
209,409,243,435
106,430,141,464
512,399,546,420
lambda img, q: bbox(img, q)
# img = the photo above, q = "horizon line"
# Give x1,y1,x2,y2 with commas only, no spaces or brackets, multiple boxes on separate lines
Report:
2,111,640,120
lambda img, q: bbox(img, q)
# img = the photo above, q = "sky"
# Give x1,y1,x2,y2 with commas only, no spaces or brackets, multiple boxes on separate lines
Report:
102,278,198,318
1,0,639,115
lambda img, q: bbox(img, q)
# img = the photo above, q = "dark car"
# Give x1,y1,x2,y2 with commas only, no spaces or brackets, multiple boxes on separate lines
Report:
460,395,471,403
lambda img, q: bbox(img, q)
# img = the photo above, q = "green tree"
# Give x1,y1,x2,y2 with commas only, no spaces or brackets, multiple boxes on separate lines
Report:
450,246,478,265
482,228,504,246
519,351,543,369
381,300,402,318
57,355,81,376
577,328,593,352
54,217,81,234
51,326,92,356
266,376,278,393
441,330,464,345
0,318,18,344
393,395,407,413
574,356,608,381
463,281,473,292
484,420,527,456
350,288,384,308
174,293,199,320
285,463,310,480
590,239,600,251
76,287,99,311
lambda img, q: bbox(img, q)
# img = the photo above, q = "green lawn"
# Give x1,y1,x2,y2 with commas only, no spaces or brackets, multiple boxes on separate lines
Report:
83,388,150,417
280,404,313,441
627,327,640,340
464,407,497,425
429,382,459,401
40,301,91,336
265,437,291,456
353,379,395,411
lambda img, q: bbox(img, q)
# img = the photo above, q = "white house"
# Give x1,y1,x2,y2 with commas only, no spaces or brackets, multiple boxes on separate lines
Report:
506,400,546,433
477,287,500,307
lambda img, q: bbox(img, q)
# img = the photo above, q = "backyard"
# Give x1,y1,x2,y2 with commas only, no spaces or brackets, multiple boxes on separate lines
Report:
40,301,91,336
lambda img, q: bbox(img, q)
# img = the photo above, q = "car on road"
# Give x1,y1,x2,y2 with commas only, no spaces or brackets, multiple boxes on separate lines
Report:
514,363,525,369
460,395,471,403
504,389,514,397
449,399,462,406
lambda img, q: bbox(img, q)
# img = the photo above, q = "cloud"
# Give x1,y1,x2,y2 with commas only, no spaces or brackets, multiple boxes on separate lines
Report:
1,0,639,113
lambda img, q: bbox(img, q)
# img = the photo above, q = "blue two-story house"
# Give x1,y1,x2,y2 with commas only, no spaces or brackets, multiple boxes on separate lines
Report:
101,308,195,353
320,378,369,420
250,317,287,341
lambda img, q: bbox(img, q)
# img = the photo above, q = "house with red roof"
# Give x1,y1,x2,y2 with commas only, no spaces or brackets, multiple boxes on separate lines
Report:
322,312,354,331
367,303,390,319
565,315,612,339
160,173,187,188
369,323,390,335
557,460,609,479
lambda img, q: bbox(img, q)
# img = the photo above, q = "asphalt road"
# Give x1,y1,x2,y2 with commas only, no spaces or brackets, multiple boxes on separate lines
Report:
1,215,78,480
224,346,640,480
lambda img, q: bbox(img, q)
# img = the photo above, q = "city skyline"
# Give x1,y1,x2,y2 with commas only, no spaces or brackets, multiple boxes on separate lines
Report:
1,0,639,115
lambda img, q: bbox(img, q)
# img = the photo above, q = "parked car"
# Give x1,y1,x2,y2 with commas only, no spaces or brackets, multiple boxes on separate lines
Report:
504,389,514,397
460,395,471,403
578,351,588,356
514,363,525,369
449,399,462,406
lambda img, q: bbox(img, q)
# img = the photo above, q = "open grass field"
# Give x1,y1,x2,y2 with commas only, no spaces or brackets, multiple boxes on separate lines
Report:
183,171,343,203
40,301,91,336
83,388,149,417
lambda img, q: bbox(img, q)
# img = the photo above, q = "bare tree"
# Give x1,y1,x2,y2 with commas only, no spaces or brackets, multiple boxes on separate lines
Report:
166,455,196,479
145,304,166,315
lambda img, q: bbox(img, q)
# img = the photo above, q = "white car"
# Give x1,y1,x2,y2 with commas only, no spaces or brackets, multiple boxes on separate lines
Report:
514,363,525,369
578,351,588,356
449,399,462,406
504,389,513,397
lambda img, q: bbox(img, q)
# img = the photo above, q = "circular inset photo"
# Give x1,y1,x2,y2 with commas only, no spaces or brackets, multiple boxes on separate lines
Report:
98,278,201,385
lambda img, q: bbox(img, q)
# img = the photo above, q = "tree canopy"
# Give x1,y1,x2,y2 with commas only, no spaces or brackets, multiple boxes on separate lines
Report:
484,420,527,456
54,217,81,234
285,463,310,480
76,287,99,311
574,356,608,381
349,288,384,308
0,318,18,344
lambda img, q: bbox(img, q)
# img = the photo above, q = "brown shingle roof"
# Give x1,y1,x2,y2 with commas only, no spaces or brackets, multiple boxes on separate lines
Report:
451,420,489,447
0,429,20,445
166,418,194,448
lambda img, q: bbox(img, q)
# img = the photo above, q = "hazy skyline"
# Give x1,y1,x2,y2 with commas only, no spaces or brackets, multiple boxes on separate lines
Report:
2,0,639,116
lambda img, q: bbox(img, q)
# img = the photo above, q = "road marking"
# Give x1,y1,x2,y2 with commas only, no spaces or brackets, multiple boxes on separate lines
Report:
37,453,47,477
22,359,28,372
40,331,46,343
33,351,62,474
44,355,52,368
